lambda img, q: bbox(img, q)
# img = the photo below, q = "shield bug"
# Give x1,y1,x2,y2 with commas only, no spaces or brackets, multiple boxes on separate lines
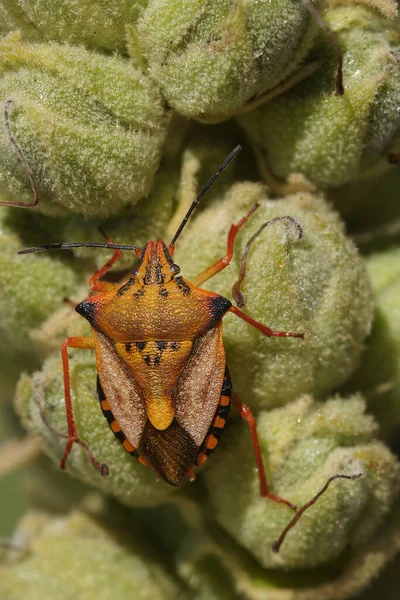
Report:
18,146,362,551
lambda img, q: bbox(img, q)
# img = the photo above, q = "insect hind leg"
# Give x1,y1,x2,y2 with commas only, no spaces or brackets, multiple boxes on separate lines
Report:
232,392,296,511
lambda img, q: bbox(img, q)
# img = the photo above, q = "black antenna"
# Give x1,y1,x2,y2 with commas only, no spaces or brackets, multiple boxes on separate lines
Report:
169,144,242,247
18,241,140,255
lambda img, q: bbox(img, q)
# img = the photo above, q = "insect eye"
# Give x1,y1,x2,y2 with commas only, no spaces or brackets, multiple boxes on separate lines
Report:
170,264,180,274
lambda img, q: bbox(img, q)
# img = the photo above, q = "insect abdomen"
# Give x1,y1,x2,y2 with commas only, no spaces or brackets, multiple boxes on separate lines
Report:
97,376,139,457
197,366,232,465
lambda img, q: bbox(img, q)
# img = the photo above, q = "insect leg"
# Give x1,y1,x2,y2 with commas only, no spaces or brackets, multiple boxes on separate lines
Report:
59,336,109,476
89,229,124,292
229,306,304,339
272,473,363,552
232,393,296,511
192,203,259,286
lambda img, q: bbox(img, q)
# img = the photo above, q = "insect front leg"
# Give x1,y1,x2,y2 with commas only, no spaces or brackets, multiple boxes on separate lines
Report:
89,228,138,292
57,336,109,476
192,203,259,287
89,230,122,292
231,393,296,511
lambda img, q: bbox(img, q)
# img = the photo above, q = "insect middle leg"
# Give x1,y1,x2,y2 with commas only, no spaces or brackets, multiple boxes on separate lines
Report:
192,203,259,287
231,393,296,510
229,306,304,339
56,336,109,476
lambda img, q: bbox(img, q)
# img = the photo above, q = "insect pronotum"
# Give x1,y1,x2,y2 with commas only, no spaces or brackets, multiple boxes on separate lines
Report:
18,145,362,551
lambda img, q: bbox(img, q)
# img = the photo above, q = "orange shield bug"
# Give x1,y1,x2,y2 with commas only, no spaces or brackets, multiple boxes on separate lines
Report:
19,146,362,551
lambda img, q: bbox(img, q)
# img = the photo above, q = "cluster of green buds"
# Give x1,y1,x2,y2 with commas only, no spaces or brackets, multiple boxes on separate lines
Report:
0,2,400,599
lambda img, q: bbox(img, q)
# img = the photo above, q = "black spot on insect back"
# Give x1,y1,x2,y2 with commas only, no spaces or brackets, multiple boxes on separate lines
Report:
75,300,97,325
175,277,191,297
159,286,169,298
117,277,135,297
208,296,232,327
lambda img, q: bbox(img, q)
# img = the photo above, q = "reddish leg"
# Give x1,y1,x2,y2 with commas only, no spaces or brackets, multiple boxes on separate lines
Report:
229,306,304,339
232,393,296,511
192,203,259,287
89,228,124,292
58,336,109,476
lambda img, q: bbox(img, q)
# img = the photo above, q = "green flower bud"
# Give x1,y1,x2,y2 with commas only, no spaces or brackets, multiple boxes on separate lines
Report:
15,344,178,505
344,245,400,438
327,159,400,231
237,6,400,189
176,184,373,410
166,131,249,242
0,509,181,599
358,552,400,600
133,0,323,121
203,395,400,569
0,206,81,395
0,1,148,54
177,500,400,599
326,0,398,19
0,33,168,216
60,156,182,272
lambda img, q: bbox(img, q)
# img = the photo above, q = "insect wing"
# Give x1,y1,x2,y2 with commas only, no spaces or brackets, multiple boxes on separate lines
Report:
93,330,146,449
175,324,226,447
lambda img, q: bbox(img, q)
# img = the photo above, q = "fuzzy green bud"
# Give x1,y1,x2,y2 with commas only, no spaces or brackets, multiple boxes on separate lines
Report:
166,131,248,241
238,6,400,189
132,0,323,121
177,497,400,599
326,0,398,19
0,509,181,599
0,33,168,216
0,206,82,396
204,395,400,569
344,244,400,438
176,184,373,410
0,1,148,54
60,156,181,272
